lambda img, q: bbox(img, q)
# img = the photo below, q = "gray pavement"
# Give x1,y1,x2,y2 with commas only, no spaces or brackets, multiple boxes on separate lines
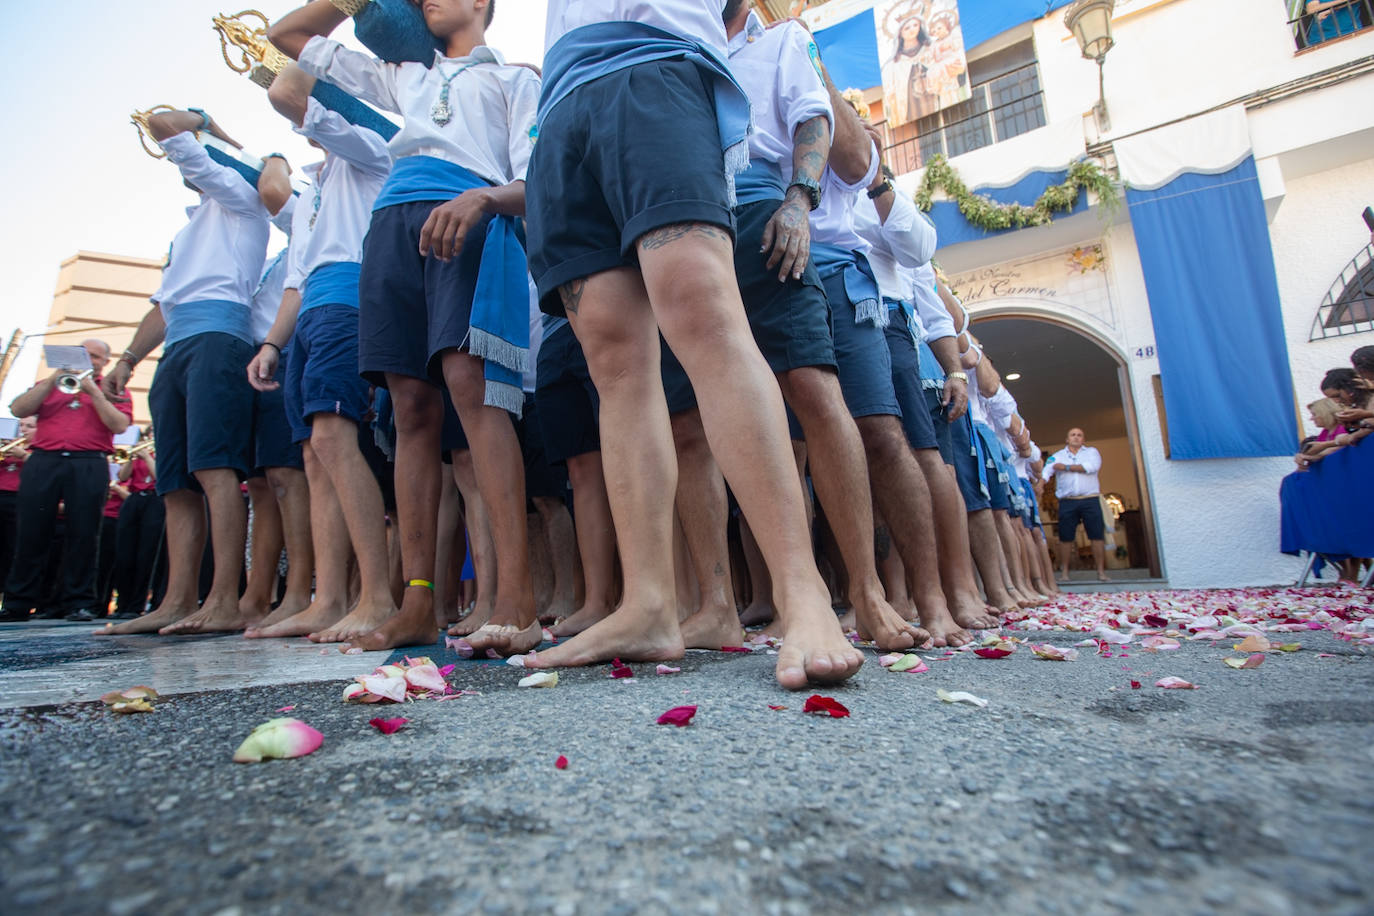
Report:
1,609,1372,916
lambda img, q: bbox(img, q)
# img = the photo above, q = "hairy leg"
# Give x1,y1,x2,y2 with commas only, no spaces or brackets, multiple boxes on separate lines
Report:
445,449,498,636
97,489,203,634
161,468,251,633
913,449,998,630
535,496,577,624
238,477,282,620
968,509,1019,616
550,451,617,636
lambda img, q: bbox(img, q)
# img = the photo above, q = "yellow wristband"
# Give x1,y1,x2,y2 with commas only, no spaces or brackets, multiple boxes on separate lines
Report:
406,578,434,591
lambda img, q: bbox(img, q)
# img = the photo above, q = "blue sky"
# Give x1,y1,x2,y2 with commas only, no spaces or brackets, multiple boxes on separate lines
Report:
0,0,547,414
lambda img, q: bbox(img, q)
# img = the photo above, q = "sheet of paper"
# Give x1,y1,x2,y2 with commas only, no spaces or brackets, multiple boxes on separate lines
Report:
43,345,91,370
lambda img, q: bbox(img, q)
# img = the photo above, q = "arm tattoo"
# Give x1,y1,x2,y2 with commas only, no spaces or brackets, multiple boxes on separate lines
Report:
791,116,831,185
638,222,732,251
559,279,587,315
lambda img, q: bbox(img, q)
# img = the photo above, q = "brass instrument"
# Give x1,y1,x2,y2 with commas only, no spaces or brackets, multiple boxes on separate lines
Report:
213,10,290,87
131,104,179,159
112,438,156,463
57,369,94,395
0,436,28,456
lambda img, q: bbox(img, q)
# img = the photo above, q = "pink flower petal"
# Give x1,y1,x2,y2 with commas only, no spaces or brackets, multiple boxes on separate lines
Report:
657,705,698,727
972,648,1013,659
655,664,681,675
276,705,296,712
609,658,634,679
403,663,447,693
232,718,323,763
555,754,568,769
1155,676,1198,689
768,704,787,711
359,674,408,703
718,646,752,654
369,717,408,734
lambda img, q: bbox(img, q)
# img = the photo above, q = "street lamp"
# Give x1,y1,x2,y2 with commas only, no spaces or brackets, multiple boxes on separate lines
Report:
1064,0,1116,132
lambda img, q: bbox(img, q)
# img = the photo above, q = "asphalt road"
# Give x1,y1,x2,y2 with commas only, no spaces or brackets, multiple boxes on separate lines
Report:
1,624,1371,915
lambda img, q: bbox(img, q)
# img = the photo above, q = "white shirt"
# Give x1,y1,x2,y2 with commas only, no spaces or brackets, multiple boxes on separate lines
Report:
545,1,728,55
727,13,831,177
152,132,270,313
853,193,936,301
909,262,956,343
810,143,880,251
299,37,539,186
252,245,292,346
1043,444,1103,498
524,279,544,395
284,99,392,290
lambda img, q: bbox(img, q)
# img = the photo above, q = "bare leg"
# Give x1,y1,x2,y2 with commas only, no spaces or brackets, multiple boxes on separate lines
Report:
161,468,252,632
535,496,576,625
736,516,774,628
97,489,204,634
873,514,916,622
913,449,998,630
996,511,1042,606
781,367,922,650
856,415,968,648
349,375,441,650
434,473,463,624
238,477,282,621
246,465,313,627
1032,529,1060,594
250,443,350,638
441,351,539,654
527,507,554,618
445,449,498,636
550,451,617,637
671,408,744,649
967,509,1019,616
1056,536,1073,582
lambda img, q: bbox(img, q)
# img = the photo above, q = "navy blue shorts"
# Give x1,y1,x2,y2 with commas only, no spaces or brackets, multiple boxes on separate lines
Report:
973,423,1012,512
254,368,304,472
528,58,736,315
358,200,495,386
518,395,568,502
822,274,900,420
884,318,938,451
949,413,989,511
1058,496,1105,542
661,339,697,416
734,199,836,374
286,304,371,442
535,320,600,463
923,387,955,464
148,331,256,494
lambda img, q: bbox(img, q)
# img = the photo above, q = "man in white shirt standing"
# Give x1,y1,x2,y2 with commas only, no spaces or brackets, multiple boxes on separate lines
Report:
101,108,277,635
1043,427,1109,582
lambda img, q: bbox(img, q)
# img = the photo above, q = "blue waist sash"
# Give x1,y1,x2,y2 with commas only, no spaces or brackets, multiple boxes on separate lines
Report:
539,22,752,205
972,421,1010,483
883,296,922,350
352,0,442,65
310,81,399,141
165,299,253,348
916,341,945,390
374,157,528,414
735,159,786,207
813,243,887,328
301,261,362,313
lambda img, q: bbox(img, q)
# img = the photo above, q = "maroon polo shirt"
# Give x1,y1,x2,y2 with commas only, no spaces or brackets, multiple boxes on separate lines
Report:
126,456,157,493
0,453,22,492
29,378,133,453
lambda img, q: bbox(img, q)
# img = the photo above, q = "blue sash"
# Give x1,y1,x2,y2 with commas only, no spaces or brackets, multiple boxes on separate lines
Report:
165,299,253,348
301,261,362,313
374,157,528,414
884,297,920,349
735,160,786,207
539,22,752,205
311,81,399,141
916,340,945,391
353,0,442,65
812,243,887,328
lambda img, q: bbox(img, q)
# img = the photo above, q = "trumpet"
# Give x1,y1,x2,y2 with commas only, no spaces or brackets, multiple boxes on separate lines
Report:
0,436,29,456
57,369,94,395
113,438,156,463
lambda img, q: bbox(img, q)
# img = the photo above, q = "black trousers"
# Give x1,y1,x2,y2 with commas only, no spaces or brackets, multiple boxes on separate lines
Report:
2,451,108,613
114,492,165,616
96,515,119,613
0,490,16,596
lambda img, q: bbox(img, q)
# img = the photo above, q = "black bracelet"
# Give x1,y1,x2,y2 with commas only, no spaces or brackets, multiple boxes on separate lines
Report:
262,341,282,355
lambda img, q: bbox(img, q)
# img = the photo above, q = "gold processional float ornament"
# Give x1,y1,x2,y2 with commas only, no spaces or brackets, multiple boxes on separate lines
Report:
130,104,178,159
213,10,290,87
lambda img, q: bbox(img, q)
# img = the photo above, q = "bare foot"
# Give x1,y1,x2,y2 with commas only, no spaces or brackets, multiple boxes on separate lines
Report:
949,596,1000,631
759,617,786,640
679,602,744,650
160,595,265,634
853,591,930,652
446,600,493,637
551,601,614,638
93,602,195,636
738,600,775,628
836,608,856,632
917,600,972,648
1097,573,1111,582
525,602,683,669
463,621,543,656
772,589,865,689
242,594,312,634
348,588,438,651
312,599,399,643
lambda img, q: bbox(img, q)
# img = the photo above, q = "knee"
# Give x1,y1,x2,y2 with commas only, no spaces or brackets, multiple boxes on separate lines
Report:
308,417,353,462
389,385,441,434
670,410,709,459
858,417,904,468
566,452,603,491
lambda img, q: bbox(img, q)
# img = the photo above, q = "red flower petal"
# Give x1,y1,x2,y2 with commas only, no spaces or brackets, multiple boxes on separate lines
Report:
718,646,751,654
368,717,408,735
1143,614,1168,628
768,704,787,711
972,648,1013,659
802,695,850,718
555,755,568,770
609,658,634,679
1130,680,1142,689
656,705,698,727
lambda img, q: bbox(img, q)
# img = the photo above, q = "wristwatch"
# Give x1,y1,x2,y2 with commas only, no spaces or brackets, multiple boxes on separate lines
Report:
945,371,968,383
187,107,212,132
867,179,894,199
787,176,822,211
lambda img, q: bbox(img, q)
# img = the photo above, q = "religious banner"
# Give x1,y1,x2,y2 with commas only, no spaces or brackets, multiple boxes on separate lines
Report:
875,0,971,127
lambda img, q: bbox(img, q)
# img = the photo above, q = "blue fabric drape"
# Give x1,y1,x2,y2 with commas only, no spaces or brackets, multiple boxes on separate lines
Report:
310,82,399,141
814,12,882,91
926,168,1087,247
960,1,1075,50
1126,157,1297,459
353,0,441,65
1280,440,1374,557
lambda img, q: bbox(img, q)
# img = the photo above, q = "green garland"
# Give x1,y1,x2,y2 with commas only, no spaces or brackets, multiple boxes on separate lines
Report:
913,154,1119,232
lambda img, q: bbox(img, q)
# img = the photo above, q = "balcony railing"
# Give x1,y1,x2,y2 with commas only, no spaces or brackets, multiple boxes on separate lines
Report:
1289,0,1373,50
879,61,1046,176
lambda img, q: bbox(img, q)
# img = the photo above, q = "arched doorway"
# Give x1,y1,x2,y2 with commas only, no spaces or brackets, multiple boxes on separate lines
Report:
971,314,1164,580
